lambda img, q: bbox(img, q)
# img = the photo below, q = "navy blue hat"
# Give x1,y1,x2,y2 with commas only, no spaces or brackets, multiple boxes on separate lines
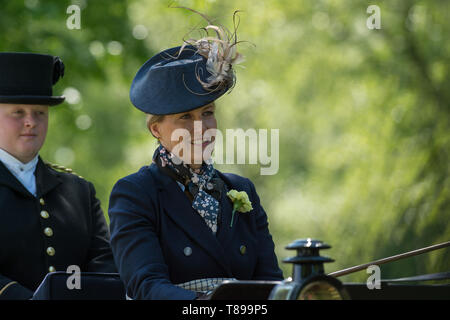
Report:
130,46,233,115
0,52,65,106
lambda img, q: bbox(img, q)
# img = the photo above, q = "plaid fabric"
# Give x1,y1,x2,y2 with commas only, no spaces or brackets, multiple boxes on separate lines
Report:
175,277,236,294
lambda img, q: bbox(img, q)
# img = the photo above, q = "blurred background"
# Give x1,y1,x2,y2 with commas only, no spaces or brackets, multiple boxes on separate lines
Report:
1,0,448,283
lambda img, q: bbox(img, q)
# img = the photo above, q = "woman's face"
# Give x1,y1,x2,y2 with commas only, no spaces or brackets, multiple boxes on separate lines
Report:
149,103,217,168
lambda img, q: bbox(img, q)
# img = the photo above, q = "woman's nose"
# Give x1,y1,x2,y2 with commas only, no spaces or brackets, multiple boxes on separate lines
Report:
190,120,204,139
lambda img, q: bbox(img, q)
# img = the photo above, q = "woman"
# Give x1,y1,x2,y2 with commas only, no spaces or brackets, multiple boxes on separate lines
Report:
108,17,283,300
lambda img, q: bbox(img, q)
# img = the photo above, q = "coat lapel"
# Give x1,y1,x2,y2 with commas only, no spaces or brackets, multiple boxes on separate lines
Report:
0,160,34,198
149,164,233,276
34,158,61,197
216,172,240,246
0,157,61,199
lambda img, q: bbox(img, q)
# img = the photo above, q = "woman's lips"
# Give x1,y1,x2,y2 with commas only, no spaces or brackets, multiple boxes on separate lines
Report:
191,139,213,148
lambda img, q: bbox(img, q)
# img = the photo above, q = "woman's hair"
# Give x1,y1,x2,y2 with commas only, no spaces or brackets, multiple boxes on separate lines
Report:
146,113,165,140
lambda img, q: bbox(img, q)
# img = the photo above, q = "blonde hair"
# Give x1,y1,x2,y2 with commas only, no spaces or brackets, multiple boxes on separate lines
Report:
146,113,165,140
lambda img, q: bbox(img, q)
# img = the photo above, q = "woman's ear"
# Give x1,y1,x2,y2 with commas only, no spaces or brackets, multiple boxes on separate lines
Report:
148,122,160,140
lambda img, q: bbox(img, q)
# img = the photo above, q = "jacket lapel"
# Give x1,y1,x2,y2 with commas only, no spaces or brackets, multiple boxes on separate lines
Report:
0,157,62,199
215,172,240,246
0,161,34,198
149,164,233,276
35,157,61,197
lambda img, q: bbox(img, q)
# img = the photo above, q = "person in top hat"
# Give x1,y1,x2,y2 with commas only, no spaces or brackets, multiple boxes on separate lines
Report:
108,12,283,300
0,52,116,300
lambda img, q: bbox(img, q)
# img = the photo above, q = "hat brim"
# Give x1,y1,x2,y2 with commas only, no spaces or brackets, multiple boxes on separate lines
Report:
130,46,233,115
0,95,65,106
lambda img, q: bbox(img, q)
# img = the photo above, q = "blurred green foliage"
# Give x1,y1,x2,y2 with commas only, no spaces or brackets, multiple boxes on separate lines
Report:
1,0,448,283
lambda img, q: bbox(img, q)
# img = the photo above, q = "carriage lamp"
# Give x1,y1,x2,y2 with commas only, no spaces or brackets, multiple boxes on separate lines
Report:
269,238,349,300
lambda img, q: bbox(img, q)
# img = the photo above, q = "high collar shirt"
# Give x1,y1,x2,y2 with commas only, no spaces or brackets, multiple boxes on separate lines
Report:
0,148,39,196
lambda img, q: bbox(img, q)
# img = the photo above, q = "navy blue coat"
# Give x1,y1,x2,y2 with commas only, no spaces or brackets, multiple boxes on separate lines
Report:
108,163,283,300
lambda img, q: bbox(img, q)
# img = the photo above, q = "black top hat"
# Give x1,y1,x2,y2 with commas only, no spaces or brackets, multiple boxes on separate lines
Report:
0,52,65,106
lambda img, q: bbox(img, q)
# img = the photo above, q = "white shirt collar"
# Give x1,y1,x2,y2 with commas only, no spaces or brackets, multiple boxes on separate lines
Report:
0,148,39,173
0,148,39,196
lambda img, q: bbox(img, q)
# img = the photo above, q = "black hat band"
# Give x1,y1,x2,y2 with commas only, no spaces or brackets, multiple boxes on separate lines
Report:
0,86,52,96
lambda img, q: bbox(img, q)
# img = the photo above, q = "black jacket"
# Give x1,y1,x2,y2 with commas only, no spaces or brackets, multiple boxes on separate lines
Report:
0,157,116,300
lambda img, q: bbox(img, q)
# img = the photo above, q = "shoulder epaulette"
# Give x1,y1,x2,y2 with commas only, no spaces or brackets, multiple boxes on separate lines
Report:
45,162,84,179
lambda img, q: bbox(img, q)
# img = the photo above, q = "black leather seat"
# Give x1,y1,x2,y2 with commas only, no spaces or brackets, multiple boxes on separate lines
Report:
32,272,126,300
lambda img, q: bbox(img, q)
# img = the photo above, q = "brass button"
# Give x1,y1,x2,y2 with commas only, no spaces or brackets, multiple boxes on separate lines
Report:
48,266,56,273
40,210,50,219
240,245,247,255
183,246,192,256
39,198,45,206
44,227,53,237
46,247,55,256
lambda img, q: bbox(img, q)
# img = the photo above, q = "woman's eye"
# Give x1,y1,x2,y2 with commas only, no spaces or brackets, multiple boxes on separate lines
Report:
180,114,191,119
203,111,213,116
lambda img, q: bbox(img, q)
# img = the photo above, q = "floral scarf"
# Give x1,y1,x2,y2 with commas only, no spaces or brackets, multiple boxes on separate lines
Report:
152,144,224,234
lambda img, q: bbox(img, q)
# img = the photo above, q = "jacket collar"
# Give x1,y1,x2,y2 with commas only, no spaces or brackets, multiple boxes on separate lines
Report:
35,157,62,197
215,171,240,245
0,156,61,198
149,163,240,276
0,148,39,175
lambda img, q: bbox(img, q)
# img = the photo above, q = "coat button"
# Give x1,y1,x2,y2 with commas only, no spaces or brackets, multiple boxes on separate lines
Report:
183,247,192,256
40,210,50,219
240,245,247,255
39,198,45,206
48,266,56,273
46,247,55,256
44,227,53,237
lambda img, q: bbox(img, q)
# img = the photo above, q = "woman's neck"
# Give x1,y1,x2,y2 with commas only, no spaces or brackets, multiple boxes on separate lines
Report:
188,163,203,172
